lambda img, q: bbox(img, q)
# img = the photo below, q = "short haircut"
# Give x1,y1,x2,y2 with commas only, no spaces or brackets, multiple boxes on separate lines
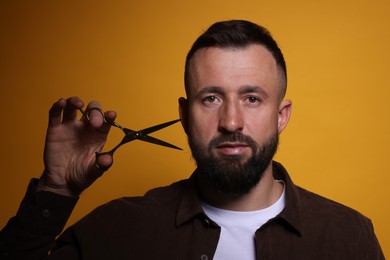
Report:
184,20,287,98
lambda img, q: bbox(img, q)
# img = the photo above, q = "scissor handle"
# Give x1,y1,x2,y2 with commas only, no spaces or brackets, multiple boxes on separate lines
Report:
79,107,125,130
79,107,181,171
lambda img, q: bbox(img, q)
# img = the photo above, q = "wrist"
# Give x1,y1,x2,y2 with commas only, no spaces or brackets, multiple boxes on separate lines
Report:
37,178,79,198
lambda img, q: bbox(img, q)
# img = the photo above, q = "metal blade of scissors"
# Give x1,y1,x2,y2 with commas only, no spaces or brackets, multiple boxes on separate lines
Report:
121,119,182,145
136,119,182,136
119,123,182,150
96,119,182,161
138,135,182,150
79,107,182,170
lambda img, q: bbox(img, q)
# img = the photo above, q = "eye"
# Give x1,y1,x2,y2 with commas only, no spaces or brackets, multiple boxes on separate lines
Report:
203,95,219,104
246,96,261,104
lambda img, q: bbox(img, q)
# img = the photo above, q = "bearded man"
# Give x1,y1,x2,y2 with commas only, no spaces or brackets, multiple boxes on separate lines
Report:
0,20,384,260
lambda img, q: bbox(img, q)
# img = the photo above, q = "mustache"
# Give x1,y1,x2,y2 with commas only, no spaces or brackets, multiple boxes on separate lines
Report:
209,132,258,148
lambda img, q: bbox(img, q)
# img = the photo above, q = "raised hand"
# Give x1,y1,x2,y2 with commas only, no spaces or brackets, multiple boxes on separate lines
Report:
37,97,116,197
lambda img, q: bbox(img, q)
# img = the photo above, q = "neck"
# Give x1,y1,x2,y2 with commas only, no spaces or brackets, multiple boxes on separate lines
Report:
197,162,284,211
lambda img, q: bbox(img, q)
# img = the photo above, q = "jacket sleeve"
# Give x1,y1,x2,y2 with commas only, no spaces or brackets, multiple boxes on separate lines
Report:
360,218,385,260
0,179,78,260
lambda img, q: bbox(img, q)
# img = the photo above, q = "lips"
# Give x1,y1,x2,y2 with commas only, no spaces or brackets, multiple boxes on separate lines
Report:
215,142,250,156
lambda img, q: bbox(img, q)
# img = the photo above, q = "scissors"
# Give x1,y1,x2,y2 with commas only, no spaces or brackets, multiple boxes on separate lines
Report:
80,107,182,167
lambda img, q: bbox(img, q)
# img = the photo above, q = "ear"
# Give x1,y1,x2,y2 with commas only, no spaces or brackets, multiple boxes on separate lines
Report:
178,97,189,135
277,99,292,134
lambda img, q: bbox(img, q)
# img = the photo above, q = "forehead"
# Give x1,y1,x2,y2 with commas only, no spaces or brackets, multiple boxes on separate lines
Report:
187,45,281,97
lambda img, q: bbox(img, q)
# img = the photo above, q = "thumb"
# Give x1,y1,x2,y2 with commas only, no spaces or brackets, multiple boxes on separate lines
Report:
70,154,113,196
94,153,113,173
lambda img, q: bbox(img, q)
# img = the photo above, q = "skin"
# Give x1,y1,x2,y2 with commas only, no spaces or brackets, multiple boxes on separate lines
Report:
179,44,292,211
37,97,116,197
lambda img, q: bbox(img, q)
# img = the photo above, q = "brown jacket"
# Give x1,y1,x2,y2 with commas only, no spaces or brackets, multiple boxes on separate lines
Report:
0,162,384,259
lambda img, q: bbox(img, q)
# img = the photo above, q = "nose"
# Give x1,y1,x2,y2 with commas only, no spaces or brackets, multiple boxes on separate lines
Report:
218,100,244,134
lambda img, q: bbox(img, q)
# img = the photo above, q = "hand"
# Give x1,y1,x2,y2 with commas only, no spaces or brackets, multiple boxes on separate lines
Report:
37,97,116,197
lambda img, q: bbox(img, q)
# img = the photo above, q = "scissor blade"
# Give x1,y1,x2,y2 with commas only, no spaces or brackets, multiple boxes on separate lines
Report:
138,119,181,136
139,135,182,150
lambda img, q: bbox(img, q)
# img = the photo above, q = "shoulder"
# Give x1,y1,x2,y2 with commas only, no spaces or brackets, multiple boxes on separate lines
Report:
297,186,366,216
62,178,197,250
296,186,375,234
75,179,190,225
294,187,385,257
274,161,374,231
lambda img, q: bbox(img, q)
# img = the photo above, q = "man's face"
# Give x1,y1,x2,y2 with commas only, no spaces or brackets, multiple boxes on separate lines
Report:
180,44,291,194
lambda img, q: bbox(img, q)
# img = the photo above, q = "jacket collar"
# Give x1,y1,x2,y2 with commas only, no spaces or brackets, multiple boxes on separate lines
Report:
175,170,206,227
175,161,303,236
271,161,303,236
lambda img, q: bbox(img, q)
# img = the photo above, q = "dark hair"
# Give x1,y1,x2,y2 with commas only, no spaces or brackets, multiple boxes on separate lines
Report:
184,20,287,98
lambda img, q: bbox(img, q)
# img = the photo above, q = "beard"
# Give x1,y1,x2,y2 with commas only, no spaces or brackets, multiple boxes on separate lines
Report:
188,131,279,195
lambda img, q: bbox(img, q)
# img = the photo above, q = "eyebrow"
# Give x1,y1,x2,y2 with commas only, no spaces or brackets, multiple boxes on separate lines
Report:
196,86,225,97
238,85,269,98
195,85,269,99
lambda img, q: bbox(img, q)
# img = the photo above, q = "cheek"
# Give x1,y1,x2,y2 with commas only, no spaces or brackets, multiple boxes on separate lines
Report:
245,111,279,139
188,107,219,142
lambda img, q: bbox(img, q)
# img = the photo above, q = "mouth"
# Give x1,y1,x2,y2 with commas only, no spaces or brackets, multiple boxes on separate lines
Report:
215,142,250,156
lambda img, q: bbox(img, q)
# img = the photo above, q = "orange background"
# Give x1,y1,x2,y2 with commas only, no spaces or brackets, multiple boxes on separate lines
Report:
1,0,389,256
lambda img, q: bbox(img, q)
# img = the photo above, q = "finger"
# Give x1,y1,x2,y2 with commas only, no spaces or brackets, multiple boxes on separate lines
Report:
84,101,105,128
48,98,66,127
91,153,113,176
62,97,84,123
97,110,117,134
104,110,117,123
97,153,113,170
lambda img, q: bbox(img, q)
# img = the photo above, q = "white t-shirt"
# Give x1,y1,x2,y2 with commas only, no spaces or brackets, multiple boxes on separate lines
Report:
200,184,285,260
